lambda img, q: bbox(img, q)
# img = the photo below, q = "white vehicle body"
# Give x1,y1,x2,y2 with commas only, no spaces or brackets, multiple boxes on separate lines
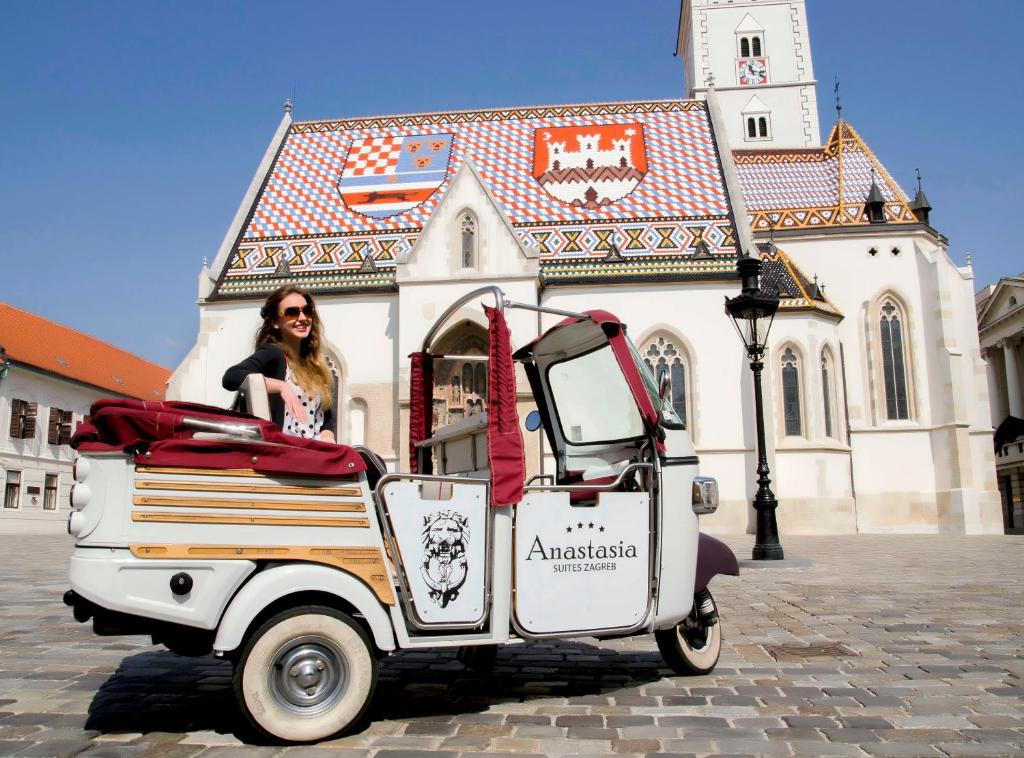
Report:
65,286,737,743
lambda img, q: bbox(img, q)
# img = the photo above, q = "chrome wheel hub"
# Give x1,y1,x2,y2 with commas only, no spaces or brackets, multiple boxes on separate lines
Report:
269,638,347,715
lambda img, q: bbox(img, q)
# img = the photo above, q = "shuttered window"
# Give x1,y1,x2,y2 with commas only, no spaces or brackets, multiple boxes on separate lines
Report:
8,400,37,439
47,408,74,445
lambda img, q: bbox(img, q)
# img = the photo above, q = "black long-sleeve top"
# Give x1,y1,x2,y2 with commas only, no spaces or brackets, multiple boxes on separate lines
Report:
222,343,335,433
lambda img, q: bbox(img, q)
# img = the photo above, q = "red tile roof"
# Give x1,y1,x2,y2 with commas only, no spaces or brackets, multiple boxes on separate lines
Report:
0,303,170,400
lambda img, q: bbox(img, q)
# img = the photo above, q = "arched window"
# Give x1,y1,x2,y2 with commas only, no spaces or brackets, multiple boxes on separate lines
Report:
821,349,835,439
879,300,910,420
747,117,757,139
758,116,769,138
642,335,689,427
740,37,751,57
780,347,802,436
751,36,762,56
460,212,476,269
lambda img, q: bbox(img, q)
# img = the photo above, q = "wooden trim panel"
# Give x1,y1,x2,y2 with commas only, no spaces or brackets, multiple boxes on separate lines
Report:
135,465,358,482
130,544,395,604
132,495,365,513
131,512,370,528
135,480,362,497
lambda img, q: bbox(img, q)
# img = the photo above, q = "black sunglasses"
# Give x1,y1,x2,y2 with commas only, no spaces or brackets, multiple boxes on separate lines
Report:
281,304,314,319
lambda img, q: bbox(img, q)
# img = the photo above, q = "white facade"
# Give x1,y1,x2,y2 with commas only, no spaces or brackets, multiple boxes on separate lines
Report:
677,0,821,148
976,275,1024,531
1,367,97,533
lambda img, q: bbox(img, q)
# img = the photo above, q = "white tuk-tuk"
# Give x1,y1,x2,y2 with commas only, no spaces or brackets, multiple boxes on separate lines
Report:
64,286,738,743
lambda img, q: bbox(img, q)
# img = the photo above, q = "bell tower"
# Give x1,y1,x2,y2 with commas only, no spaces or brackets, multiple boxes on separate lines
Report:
677,0,821,149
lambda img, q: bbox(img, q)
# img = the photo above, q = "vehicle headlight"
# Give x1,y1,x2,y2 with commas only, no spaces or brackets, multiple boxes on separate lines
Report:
73,457,91,483
70,484,91,510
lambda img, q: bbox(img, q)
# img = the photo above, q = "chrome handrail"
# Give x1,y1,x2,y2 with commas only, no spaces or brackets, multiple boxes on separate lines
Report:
421,286,505,352
523,462,652,493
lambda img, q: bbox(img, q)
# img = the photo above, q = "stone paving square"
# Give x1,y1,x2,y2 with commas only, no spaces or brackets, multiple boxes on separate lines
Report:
0,534,1021,757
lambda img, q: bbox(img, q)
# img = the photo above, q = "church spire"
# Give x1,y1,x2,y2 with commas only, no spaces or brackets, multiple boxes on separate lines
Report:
910,168,932,224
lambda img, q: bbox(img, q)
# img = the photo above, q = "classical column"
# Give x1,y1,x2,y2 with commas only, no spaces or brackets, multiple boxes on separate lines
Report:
1003,340,1024,419
983,347,1004,425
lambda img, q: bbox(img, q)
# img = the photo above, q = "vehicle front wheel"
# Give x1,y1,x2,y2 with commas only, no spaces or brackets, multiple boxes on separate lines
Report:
655,589,722,676
233,606,377,743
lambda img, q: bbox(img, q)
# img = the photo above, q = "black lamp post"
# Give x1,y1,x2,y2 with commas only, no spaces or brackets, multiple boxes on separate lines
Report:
725,255,784,560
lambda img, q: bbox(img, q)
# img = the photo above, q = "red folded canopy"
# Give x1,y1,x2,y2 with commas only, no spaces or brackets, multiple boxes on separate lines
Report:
407,351,434,474
72,399,366,478
485,305,525,506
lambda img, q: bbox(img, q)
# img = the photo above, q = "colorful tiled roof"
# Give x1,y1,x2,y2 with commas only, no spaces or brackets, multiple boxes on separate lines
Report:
215,100,739,298
0,303,170,400
756,244,842,318
734,121,916,232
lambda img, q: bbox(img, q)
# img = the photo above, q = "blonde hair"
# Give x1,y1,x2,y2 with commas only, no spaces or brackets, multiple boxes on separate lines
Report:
255,286,333,411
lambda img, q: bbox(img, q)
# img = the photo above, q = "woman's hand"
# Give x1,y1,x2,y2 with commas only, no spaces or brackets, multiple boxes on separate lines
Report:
265,377,308,422
319,430,336,443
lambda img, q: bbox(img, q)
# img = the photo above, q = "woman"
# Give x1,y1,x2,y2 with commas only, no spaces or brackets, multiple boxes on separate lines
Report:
223,286,336,441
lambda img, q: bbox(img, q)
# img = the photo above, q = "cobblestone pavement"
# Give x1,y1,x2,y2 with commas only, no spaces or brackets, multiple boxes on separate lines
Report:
1,534,1022,757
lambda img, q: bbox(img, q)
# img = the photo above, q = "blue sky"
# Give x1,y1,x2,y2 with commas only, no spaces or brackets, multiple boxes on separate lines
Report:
1,1,1020,368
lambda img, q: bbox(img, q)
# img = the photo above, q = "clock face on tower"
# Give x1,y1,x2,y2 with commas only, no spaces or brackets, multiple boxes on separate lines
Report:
737,58,768,86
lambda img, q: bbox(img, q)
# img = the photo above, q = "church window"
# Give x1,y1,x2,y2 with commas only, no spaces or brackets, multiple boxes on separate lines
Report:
758,116,769,138
740,37,751,57
642,335,689,427
879,300,910,420
1010,296,1018,308
460,212,476,269
821,349,835,439
751,36,762,56
781,347,802,436
747,117,757,139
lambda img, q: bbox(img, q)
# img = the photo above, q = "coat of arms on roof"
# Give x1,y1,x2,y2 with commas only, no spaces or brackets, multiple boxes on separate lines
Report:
337,133,454,218
532,124,647,209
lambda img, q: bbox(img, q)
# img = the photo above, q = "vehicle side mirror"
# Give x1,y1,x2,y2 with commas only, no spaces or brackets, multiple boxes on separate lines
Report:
658,374,670,402
524,410,542,432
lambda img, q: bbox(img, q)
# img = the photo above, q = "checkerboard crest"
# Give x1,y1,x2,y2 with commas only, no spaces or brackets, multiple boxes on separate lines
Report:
337,132,454,219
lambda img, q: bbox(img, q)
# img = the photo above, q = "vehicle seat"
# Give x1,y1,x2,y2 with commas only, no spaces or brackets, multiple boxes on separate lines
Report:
354,445,387,490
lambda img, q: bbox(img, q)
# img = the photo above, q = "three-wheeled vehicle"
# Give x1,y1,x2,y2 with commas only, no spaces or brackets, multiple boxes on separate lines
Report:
64,286,738,743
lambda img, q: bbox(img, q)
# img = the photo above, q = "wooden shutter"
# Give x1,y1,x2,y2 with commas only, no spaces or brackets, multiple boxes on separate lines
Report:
48,408,61,445
23,403,37,439
59,411,74,445
9,399,25,438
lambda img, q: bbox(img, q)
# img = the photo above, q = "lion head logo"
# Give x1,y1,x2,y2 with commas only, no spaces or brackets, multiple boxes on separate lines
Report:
420,510,469,608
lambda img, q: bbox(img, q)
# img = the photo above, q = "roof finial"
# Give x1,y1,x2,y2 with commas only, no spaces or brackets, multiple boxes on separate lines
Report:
915,167,923,193
965,252,973,268
833,76,842,121
706,70,715,89
910,167,932,224
284,98,293,115
768,220,777,254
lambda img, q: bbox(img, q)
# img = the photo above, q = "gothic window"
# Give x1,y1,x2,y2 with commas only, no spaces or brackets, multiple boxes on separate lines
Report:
642,335,689,427
747,117,757,139
460,212,476,269
758,116,769,138
751,36,762,56
879,300,910,420
821,349,835,439
781,347,802,436
740,36,751,57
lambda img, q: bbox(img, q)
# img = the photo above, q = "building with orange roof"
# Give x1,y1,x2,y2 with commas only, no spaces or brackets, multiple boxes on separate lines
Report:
167,0,1004,534
1,303,169,532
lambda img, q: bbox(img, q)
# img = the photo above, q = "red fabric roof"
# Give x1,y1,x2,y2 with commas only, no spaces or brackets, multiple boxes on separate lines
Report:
0,303,170,400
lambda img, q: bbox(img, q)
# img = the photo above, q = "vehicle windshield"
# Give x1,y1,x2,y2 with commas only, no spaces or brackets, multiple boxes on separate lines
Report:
547,344,645,445
627,337,685,428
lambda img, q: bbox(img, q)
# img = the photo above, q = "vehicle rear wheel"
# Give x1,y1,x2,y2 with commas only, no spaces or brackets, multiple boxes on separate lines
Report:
655,589,722,676
233,605,377,743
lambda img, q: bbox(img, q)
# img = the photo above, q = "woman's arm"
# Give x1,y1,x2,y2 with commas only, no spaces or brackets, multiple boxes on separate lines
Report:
222,344,282,391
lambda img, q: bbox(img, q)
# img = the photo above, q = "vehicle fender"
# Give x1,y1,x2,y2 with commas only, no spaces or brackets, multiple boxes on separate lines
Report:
695,532,739,592
213,563,396,653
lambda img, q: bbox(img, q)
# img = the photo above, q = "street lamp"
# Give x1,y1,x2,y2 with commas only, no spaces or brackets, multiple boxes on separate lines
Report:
725,254,784,560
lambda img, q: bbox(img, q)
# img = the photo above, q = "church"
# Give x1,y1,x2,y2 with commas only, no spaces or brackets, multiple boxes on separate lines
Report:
168,0,1003,535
